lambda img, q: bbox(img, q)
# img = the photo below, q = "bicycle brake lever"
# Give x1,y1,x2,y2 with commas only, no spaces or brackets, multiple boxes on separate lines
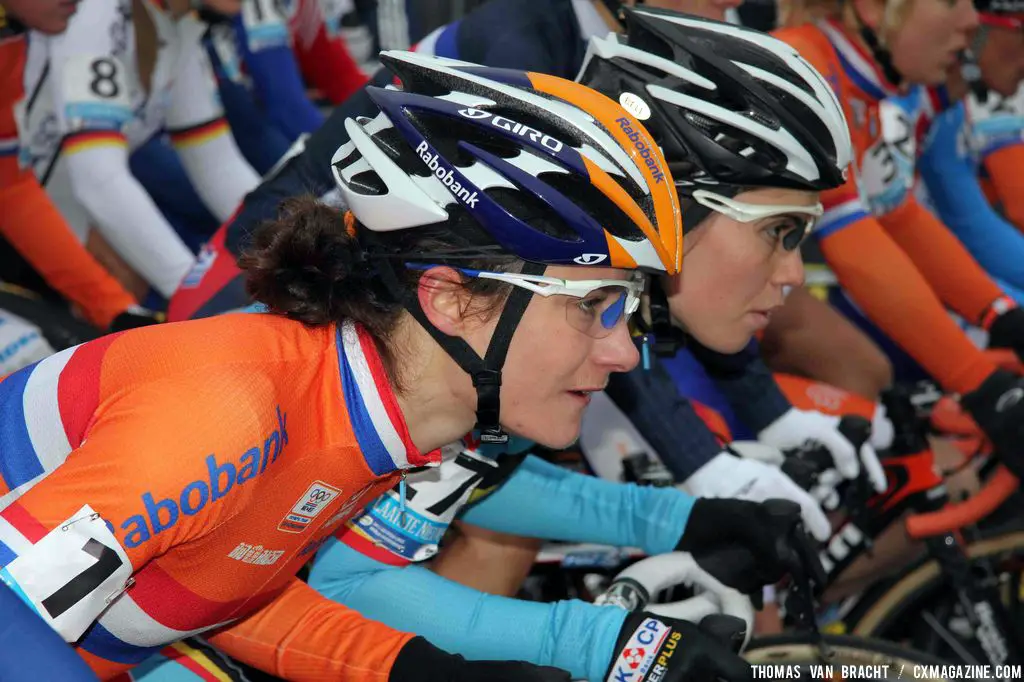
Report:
837,416,876,551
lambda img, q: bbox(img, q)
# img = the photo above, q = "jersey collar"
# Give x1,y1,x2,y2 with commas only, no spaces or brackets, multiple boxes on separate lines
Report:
336,320,440,475
819,19,900,101
925,85,953,114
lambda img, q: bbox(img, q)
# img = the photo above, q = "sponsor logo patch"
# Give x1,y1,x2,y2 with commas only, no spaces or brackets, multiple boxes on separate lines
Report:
278,481,341,533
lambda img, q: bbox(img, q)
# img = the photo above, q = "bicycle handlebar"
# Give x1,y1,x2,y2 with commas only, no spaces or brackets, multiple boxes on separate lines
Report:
595,552,755,648
904,466,1018,539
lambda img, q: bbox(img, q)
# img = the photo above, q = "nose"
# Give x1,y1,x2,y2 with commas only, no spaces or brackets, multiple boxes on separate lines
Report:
594,321,641,373
959,0,980,32
772,248,805,289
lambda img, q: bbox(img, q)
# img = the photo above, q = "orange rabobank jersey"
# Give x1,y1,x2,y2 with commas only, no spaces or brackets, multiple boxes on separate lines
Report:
772,21,1006,395
774,20,928,236
0,314,439,679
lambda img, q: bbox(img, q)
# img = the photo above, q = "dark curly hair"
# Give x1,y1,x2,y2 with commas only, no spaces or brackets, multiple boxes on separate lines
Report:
240,195,523,385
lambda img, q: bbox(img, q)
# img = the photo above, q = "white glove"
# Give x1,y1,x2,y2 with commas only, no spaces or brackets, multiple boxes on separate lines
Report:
680,451,831,542
759,408,888,496
871,403,895,451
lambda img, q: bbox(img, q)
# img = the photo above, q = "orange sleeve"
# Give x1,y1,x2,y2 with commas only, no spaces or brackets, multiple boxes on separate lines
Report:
0,171,136,328
879,197,1004,324
818,216,996,394
982,144,1024,233
208,578,413,682
773,373,876,420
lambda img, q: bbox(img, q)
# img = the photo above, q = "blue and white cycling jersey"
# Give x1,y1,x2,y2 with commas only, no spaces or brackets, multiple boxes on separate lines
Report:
917,84,1024,303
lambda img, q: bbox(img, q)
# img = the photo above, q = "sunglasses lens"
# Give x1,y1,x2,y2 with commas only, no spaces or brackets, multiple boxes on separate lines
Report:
565,287,633,338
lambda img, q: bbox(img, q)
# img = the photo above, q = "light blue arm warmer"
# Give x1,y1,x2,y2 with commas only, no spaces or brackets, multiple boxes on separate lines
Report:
308,539,627,681
459,454,694,555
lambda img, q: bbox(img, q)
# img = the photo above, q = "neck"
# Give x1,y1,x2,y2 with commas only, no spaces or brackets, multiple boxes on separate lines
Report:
390,318,477,454
944,62,969,102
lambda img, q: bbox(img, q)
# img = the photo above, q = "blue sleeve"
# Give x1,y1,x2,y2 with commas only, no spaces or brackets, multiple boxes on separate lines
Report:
128,136,218,251
919,104,1024,296
234,16,324,142
204,33,293,176
459,454,693,555
604,351,723,480
307,537,625,682
0,585,98,681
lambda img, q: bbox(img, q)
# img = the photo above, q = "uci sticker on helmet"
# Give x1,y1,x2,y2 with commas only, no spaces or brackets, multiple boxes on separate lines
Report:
619,92,652,121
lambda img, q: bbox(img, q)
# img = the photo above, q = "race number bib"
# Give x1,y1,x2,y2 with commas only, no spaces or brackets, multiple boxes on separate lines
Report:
0,505,133,642
61,54,134,133
965,87,1024,157
859,91,920,216
241,0,291,52
345,445,498,562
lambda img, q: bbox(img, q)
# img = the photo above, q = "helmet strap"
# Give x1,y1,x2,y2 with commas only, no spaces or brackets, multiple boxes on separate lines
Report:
375,257,546,444
856,21,903,88
638,278,687,357
842,0,903,88
961,27,991,104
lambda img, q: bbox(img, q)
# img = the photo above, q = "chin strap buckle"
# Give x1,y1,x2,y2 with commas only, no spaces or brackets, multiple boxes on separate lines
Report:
472,369,508,444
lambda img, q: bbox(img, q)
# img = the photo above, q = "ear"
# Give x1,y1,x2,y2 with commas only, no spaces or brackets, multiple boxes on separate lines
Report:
417,266,477,336
852,0,885,30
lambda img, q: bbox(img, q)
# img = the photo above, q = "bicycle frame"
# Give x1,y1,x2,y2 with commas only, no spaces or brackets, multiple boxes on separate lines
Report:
812,386,1022,674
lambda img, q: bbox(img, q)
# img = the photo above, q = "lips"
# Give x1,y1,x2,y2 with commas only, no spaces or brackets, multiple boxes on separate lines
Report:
568,386,605,406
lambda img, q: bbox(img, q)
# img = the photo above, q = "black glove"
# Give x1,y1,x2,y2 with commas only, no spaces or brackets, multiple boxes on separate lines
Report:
606,612,753,682
961,369,1024,478
108,308,164,333
988,306,1024,361
676,498,822,595
390,637,570,682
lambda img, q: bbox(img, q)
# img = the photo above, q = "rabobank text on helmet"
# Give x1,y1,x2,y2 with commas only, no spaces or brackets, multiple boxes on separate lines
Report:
416,141,480,208
615,117,665,184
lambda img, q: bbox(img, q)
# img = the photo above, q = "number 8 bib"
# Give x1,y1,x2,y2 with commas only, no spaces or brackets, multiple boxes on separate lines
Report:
60,54,135,133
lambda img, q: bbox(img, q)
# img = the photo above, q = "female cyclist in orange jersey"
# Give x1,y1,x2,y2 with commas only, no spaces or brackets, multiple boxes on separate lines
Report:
0,50,771,682
771,0,1024,478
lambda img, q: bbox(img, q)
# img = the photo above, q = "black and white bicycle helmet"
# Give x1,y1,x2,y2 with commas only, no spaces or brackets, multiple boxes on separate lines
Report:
577,5,852,232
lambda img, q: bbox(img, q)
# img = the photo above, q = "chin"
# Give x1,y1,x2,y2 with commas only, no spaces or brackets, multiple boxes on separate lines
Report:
510,415,581,451
688,328,752,355
991,80,1019,98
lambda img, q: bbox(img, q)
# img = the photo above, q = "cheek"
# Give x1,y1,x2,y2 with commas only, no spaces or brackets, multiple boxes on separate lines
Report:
681,239,769,313
503,298,588,388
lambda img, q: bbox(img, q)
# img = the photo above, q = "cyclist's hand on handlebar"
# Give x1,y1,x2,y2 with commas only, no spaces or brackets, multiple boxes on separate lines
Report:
684,450,831,542
390,637,570,682
961,368,1024,479
676,498,819,595
758,408,887,496
987,305,1024,364
606,612,752,682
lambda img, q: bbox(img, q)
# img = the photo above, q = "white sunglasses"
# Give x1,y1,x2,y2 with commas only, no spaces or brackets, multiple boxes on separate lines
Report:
691,189,824,250
406,264,645,338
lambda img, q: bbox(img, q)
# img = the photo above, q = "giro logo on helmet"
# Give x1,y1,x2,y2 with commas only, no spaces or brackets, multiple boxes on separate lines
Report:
458,107,491,119
415,141,481,208
614,117,665,184
457,107,565,153
573,253,608,265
